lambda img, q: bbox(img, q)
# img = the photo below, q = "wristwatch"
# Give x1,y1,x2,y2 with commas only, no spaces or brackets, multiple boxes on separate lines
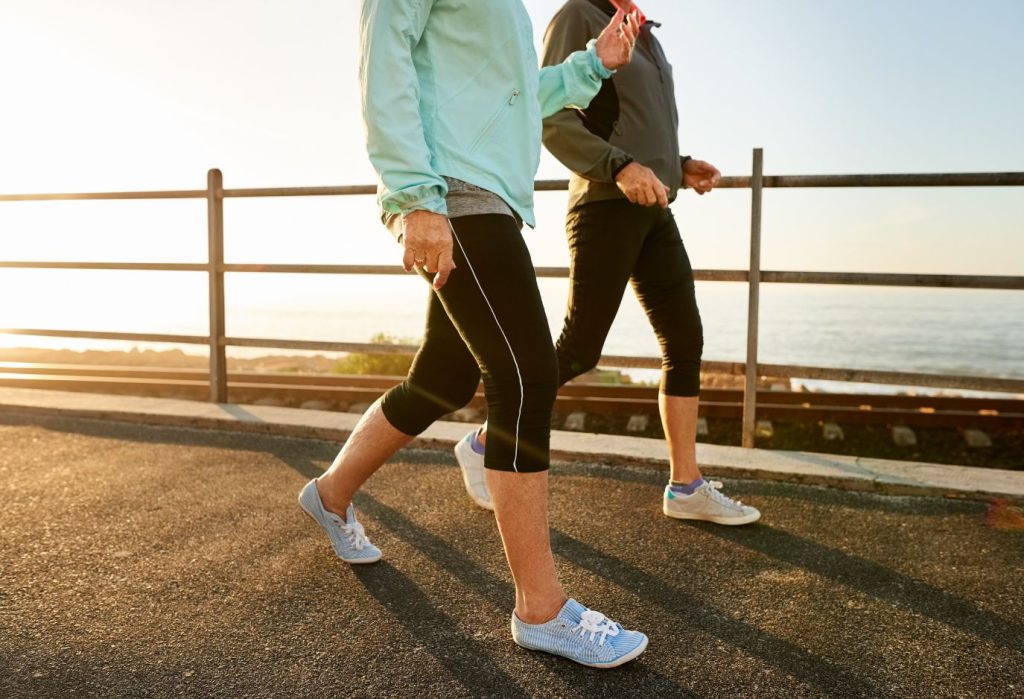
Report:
680,155,692,187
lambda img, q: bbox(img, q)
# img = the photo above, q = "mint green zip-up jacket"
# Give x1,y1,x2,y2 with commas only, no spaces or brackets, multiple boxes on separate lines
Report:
359,0,613,228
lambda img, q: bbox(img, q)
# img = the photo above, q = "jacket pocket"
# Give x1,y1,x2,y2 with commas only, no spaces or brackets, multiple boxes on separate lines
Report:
468,89,520,153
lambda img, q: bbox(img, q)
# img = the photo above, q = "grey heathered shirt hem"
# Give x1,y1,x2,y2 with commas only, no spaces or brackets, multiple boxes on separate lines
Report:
384,177,520,241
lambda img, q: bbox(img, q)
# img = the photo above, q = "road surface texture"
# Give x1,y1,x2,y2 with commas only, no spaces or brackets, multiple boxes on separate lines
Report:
1,411,1022,698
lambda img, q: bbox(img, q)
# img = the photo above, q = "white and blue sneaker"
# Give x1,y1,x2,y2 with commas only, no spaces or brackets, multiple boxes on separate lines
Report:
298,479,382,564
663,480,761,525
511,598,648,668
454,429,493,511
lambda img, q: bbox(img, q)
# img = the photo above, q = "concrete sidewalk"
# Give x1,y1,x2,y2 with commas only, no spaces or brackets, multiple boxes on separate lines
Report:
1,411,1022,697
0,387,1022,502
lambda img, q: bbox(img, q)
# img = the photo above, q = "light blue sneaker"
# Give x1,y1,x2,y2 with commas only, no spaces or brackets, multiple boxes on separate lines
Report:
297,479,382,564
511,598,648,668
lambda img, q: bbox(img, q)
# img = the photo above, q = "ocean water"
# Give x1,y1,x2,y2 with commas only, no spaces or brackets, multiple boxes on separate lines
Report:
228,278,1024,394
3,267,1020,395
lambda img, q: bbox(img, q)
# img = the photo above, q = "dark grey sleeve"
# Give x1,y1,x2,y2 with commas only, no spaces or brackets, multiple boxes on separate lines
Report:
540,4,634,183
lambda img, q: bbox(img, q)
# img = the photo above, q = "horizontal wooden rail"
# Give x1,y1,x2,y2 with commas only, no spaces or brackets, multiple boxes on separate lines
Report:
759,271,1024,290
217,265,752,282
0,189,206,202
7,362,1021,413
758,363,1024,394
544,173,1024,189
3,171,1022,203
223,336,420,354
3,262,1020,291
0,328,209,344
749,172,1024,188
0,261,747,282
222,185,377,198
0,262,209,272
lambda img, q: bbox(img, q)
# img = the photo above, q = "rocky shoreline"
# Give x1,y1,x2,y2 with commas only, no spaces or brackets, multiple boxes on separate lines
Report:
0,346,777,390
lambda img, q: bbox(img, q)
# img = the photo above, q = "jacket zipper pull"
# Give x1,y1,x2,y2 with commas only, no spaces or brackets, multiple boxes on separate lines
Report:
509,89,520,105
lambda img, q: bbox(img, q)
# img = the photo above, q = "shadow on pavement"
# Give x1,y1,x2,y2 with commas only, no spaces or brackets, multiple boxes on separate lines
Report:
351,561,532,699
549,528,879,698
10,412,1020,691
559,457,984,518
699,522,1024,654
357,494,695,697
358,494,513,599
0,412,327,458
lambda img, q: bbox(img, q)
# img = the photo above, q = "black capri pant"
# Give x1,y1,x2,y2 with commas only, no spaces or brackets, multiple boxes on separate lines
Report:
380,214,558,473
556,199,704,396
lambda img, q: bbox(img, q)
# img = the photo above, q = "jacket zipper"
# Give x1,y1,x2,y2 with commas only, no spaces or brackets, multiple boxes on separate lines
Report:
470,89,520,152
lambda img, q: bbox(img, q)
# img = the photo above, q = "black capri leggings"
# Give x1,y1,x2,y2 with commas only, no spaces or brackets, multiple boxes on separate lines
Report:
380,214,558,473
556,199,704,396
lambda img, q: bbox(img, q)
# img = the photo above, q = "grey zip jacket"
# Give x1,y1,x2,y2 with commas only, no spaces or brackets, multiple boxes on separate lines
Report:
542,0,686,212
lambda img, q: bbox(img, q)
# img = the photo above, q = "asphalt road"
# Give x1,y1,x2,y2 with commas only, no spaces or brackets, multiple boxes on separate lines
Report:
1,412,1022,698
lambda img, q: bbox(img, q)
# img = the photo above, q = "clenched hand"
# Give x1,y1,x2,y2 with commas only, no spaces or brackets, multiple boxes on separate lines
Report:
401,210,456,290
683,159,722,195
615,162,670,208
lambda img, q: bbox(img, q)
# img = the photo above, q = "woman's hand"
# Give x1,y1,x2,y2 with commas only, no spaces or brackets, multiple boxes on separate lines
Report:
401,210,456,290
595,9,640,71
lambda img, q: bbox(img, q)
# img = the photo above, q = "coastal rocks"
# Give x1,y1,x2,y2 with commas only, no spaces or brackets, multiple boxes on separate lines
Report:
626,414,649,433
822,422,844,441
963,428,992,448
891,425,917,447
563,412,587,431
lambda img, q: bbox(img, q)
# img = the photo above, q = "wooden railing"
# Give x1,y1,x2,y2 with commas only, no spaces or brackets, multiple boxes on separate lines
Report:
3,149,1023,447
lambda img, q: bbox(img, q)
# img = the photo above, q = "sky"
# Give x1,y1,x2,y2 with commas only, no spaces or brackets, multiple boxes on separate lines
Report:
0,0,1022,294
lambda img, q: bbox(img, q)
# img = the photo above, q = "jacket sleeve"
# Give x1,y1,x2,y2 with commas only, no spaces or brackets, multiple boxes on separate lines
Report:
540,5,634,183
536,40,613,118
359,0,448,217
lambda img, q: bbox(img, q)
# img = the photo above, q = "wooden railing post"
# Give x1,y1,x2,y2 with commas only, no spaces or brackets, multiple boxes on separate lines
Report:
742,148,764,448
206,169,227,403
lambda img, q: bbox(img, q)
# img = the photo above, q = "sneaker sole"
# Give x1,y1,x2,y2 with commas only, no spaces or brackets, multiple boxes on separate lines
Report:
662,505,761,526
515,635,649,669
454,441,495,512
298,495,382,564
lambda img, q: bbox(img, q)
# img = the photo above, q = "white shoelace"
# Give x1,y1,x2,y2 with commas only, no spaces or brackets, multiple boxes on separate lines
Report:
704,480,745,510
340,520,371,551
570,610,621,647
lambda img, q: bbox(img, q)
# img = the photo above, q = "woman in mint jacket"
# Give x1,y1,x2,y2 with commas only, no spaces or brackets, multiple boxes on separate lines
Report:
298,1,652,669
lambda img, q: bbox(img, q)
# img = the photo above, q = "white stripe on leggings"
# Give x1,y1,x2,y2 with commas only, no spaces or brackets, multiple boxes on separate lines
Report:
448,221,524,472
